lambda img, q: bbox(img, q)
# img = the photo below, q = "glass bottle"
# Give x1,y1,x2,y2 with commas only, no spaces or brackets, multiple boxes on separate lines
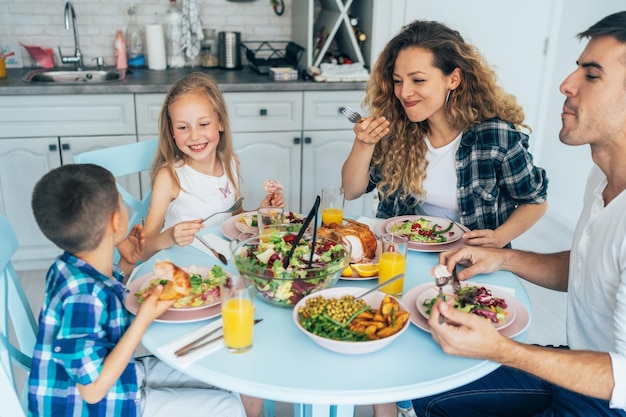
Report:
200,28,218,68
126,5,145,68
166,0,184,68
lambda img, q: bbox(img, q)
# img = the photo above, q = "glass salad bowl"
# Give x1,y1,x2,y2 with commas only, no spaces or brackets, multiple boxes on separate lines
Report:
231,229,351,307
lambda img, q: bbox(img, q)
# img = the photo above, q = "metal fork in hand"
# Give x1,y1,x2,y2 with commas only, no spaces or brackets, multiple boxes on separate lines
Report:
202,196,244,222
435,275,451,324
341,106,362,123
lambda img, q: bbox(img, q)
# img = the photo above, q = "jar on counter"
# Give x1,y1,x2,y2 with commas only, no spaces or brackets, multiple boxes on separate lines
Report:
200,28,219,68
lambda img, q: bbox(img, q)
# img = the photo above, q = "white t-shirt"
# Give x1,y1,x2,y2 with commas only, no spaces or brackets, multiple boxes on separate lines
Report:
163,161,238,230
567,164,626,409
417,133,462,221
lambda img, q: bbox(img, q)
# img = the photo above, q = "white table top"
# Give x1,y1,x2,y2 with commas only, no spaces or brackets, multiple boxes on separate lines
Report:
134,228,530,412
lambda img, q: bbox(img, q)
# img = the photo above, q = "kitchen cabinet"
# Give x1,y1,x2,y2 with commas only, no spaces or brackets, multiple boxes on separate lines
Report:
0,94,137,269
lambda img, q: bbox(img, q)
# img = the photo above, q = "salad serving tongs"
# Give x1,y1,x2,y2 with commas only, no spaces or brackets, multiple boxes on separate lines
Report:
175,319,263,357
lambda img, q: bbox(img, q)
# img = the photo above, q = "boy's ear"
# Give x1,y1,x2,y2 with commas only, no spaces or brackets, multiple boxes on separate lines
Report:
110,210,125,235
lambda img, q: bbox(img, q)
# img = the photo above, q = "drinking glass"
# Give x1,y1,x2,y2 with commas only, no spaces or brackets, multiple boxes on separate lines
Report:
378,233,408,296
321,187,345,227
220,275,255,353
257,207,284,236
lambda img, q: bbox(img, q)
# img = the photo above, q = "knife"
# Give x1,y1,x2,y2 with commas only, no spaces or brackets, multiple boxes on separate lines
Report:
175,319,263,357
196,234,228,265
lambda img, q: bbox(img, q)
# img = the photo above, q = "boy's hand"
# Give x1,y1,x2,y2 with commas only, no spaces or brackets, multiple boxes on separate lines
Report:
135,285,175,323
117,224,145,265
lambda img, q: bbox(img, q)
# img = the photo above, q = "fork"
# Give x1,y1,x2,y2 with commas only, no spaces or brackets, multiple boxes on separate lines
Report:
435,274,451,324
341,106,362,123
203,196,244,222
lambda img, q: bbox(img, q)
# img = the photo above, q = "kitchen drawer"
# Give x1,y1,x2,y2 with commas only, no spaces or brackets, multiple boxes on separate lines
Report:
224,92,303,133
303,90,366,131
0,94,136,138
135,94,166,136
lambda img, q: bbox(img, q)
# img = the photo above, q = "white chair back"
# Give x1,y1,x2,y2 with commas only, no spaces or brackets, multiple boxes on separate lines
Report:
0,215,37,417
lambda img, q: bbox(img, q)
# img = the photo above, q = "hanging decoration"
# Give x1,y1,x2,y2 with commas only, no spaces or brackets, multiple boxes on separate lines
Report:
270,0,284,16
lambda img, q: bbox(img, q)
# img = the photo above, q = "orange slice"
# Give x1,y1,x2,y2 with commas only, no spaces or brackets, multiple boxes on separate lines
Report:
352,263,379,277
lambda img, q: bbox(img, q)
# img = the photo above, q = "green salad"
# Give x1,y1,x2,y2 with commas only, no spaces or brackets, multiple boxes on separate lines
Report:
389,217,455,243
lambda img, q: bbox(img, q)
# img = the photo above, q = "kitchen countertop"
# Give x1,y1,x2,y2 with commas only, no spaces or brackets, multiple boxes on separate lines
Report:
0,67,367,95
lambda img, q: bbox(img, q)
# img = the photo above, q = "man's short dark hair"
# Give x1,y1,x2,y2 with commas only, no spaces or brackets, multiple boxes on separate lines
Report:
578,11,626,42
31,164,120,254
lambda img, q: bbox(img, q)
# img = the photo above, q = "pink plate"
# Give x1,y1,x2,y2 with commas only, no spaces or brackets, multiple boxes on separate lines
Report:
402,283,530,338
220,214,245,240
374,216,469,253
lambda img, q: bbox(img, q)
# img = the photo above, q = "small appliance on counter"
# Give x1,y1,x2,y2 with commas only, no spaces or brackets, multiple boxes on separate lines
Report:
218,31,241,70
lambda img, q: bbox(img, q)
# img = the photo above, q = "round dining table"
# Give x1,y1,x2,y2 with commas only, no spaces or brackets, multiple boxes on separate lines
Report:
133,225,531,417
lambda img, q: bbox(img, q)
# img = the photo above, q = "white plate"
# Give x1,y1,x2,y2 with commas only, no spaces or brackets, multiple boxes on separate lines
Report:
402,283,529,338
385,215,463,245
221,211,307,240
415,283,515,330
126,266,224,318
374,216,469,253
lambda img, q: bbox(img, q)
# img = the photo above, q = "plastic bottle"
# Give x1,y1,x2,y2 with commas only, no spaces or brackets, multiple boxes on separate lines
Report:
114,30,128,69
126,5,145,68
166,0,185,68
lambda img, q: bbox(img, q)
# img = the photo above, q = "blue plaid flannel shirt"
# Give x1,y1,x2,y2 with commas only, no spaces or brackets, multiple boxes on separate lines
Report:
368,118,548,232
28,252,139,417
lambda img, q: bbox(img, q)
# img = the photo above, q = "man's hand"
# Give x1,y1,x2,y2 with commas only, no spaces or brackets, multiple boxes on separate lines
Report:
439,246,511,281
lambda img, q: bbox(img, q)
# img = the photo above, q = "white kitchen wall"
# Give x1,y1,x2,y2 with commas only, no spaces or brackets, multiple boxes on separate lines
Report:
0,0,293,68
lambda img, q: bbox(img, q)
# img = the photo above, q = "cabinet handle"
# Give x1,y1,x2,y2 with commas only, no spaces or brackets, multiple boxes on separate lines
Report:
49,144,57,151
304,137,312,144
293,137,301,144
61,143,70,151
260,109,268,116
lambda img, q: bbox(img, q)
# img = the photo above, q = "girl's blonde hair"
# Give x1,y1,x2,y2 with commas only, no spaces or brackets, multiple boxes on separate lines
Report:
367,20,528,203
151,72,240,197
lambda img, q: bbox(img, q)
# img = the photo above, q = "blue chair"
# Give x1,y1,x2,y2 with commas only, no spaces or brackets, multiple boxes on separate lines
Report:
0,215,38,417
73,139,158,231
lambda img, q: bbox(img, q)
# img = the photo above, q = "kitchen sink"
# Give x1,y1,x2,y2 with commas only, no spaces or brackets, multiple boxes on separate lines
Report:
22,68,126,83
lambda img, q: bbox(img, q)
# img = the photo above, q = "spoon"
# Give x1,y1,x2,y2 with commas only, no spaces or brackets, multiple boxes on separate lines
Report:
355,273,404,299
203,196,245,222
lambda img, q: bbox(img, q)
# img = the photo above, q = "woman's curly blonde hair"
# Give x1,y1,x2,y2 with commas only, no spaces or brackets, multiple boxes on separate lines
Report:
151,72,240,197
366,20,528,203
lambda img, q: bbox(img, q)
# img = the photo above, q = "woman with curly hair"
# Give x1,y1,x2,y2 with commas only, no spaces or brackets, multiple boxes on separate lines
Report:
342,20,548,249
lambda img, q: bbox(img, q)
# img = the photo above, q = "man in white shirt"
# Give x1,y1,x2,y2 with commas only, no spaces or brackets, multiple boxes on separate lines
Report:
412,11,626,417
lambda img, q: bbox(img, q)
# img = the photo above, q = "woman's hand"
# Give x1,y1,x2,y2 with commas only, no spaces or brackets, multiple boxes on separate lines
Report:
354,116,390,145
462,228,503,248
169,219,203,247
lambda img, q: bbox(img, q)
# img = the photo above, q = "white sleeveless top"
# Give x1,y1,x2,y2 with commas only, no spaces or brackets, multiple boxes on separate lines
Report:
163,159,238,229
417,133,462,221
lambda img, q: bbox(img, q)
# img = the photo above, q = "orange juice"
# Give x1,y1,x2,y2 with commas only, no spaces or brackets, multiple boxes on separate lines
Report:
378,252,406,296
322,207,343,226
222,297,254,352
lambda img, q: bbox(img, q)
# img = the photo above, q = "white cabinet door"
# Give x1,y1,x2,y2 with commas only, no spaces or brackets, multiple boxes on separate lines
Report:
0,138,62,266
232,132,301,212
301,130,375,217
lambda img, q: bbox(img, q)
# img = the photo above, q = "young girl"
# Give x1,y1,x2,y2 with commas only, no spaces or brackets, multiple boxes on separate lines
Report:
143,72,284,262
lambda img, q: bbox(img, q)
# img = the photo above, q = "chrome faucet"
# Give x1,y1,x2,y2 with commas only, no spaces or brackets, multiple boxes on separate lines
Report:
58,1,84,70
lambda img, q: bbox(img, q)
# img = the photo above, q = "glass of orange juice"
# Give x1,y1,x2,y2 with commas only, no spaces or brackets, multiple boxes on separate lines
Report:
378,233,408,296
220,275,255,353
321,187,345,227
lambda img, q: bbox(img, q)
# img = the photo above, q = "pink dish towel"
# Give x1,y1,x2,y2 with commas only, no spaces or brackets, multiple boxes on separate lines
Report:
20,43,54,68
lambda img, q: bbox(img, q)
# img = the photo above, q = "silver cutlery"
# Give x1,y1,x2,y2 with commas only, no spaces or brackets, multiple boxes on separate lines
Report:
451,265,461,292
203,196,245,222
355,273,404,299
435,274,451,324
175,319,263,357
341,106,362,123
196,234,228,265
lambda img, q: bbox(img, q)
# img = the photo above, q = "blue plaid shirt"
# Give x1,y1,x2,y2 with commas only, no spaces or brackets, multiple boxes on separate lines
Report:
368,118,548,232
28,252,139,417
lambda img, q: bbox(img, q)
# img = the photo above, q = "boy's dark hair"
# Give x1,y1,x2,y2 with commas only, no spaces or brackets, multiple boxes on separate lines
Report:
578,11,626,42
31,164,120,254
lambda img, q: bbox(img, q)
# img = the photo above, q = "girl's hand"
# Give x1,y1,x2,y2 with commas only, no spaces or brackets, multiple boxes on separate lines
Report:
261,190,285,208
117,224,145,266
135,285,175,323
170,219,203,247
354,116,390,145
462,229,503,248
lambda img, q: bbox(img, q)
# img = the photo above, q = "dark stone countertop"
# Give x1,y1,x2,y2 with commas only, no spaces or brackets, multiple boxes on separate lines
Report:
0,67,367,96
